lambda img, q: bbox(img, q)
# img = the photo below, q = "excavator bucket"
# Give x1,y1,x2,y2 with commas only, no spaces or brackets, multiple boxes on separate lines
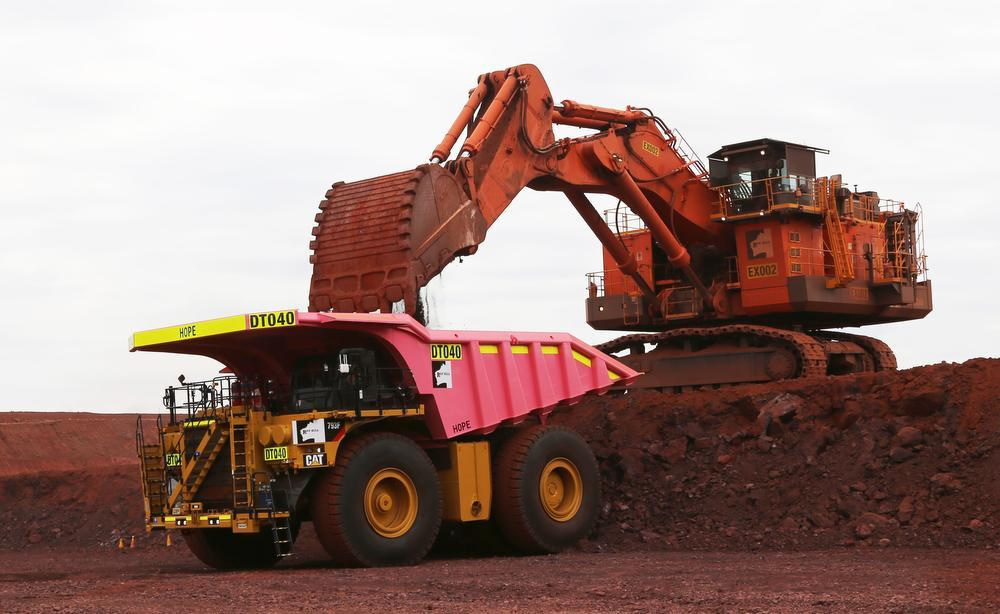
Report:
309,164,487,314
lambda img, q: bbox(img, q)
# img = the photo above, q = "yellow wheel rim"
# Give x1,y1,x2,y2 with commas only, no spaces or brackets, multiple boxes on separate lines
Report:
539,457,583,522
363,468,418,538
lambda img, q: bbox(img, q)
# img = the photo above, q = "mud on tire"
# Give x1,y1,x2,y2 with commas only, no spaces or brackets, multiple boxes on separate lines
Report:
310,432,442,567
493,425,600,554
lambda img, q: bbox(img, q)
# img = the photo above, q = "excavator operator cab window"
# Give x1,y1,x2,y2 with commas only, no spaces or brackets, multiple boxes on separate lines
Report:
290,348,415,414
709,139,828,213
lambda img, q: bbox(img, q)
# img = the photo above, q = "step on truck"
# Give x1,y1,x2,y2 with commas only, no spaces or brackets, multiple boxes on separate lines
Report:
132,310,638,568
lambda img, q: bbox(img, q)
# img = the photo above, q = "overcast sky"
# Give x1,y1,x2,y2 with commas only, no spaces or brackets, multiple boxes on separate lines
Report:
1,1,996,411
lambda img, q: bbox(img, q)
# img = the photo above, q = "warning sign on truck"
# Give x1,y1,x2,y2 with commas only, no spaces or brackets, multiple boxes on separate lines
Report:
292,418,344,444
433,360,453,389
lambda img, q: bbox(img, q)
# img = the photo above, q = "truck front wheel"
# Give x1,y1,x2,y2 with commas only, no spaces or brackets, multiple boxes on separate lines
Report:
311,432,442,567
493,425,600,554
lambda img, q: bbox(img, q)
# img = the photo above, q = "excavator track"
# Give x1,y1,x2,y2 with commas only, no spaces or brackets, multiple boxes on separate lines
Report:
811,331,897,372
596,324,856,389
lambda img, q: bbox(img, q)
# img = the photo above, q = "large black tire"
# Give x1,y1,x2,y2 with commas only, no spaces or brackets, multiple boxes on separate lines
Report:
181,529,280,570
493,425,600,554
311,432,442,567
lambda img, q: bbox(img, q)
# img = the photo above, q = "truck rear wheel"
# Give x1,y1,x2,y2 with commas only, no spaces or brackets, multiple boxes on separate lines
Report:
311,432,442,567
181,529,280,570
493,425,600,554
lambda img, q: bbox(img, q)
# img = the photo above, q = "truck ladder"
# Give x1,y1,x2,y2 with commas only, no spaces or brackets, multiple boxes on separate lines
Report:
140,445,167,516
136,416,167,518
230,418,254,511
816,176,855,288
167,421,229,509
260,482,294,558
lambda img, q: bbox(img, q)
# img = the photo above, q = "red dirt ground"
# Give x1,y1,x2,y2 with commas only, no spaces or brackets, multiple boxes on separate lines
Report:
2,546,998,613
1,359,998,611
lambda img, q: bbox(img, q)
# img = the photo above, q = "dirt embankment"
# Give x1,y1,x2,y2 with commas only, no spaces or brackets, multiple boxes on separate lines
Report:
0,412,143,477
1,359,998,552
555,358,1000,551
0,413,156,549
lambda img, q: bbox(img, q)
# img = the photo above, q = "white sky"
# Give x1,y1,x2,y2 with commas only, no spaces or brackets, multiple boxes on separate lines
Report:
1,1,997,411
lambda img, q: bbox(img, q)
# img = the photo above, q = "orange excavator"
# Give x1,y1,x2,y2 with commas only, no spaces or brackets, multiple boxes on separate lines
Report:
308,64,931,390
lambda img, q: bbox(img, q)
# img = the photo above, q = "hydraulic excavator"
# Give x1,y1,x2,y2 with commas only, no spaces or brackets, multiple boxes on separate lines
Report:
308,64,931,390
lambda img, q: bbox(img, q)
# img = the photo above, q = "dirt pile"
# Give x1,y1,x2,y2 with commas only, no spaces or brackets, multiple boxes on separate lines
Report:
555,358,1000,551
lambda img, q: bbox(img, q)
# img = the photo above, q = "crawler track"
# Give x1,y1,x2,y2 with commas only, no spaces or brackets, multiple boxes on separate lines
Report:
813,330,898,371
596,325,895,390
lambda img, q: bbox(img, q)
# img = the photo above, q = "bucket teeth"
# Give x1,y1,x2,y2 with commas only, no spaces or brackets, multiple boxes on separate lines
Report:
309,164,487,314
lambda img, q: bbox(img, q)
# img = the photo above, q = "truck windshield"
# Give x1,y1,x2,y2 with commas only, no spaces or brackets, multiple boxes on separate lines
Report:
290,349,415,413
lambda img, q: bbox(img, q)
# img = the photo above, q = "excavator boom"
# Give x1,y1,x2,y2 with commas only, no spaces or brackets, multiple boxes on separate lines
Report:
309,64,722,314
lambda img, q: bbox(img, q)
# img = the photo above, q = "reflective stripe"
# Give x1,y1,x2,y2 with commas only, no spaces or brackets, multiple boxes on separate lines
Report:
182,419,216,428
356,407,424,418
480,344,559,355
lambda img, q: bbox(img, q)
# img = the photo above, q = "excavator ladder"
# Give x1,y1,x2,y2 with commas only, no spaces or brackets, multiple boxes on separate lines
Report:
816,176,855,288
878,210,918,283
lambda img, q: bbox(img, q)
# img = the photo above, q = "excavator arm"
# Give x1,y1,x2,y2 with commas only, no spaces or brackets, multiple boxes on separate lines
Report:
308,64,728,315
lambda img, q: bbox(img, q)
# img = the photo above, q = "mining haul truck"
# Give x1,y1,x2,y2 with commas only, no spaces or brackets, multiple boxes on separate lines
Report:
133,309,638,568
307,64,931,390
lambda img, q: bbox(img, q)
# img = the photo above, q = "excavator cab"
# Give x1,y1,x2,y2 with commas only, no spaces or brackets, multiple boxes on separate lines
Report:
708,139,828,214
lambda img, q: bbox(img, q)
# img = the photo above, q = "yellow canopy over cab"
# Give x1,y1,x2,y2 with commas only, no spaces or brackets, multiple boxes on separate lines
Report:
129,310,298,351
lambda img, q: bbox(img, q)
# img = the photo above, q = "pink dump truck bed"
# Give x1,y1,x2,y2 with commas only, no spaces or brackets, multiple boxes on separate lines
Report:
130,310,640,439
